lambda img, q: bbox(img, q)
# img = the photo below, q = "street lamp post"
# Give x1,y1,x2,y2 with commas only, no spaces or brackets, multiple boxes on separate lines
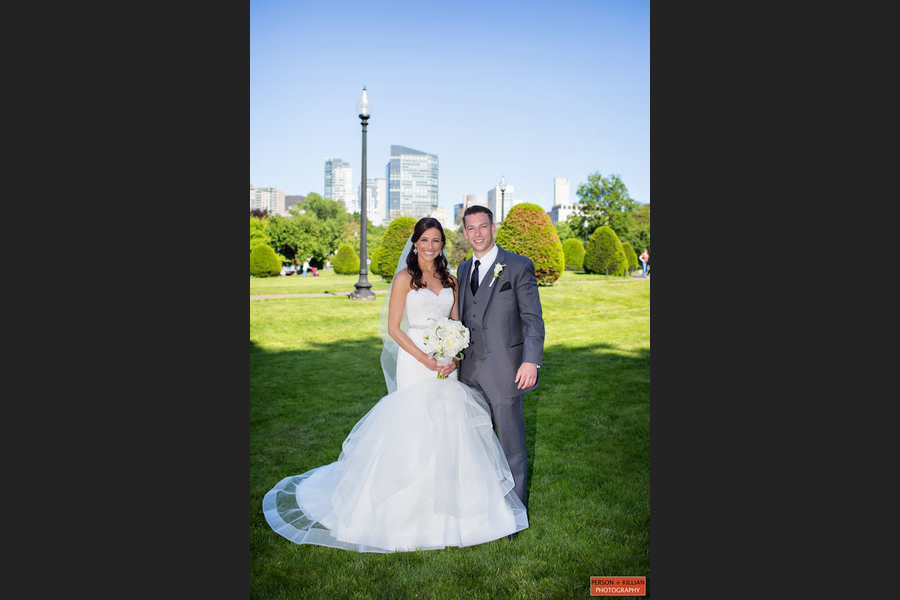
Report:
351,87,376,301
499,176,507,222
584,219,589,246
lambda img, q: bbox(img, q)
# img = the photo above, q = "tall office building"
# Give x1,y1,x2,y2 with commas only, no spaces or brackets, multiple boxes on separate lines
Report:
250,184,286,216
487,183,516,223
554,177,571,205
324,158,353,213
357,178,387,225
549,177,577,224
386,145,439,221
548,203,580,224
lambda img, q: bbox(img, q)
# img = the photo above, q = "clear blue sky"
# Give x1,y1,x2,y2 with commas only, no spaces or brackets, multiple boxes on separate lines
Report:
250,0,650,217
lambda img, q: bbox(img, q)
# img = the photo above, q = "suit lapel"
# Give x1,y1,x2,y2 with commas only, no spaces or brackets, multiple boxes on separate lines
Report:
459,259,471,320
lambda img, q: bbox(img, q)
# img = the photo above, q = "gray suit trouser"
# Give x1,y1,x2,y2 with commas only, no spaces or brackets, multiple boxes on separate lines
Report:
462,356,528,508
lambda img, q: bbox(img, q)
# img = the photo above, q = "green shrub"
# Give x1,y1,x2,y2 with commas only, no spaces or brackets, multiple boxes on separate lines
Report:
372,217,417,283
562,238,587,271
621,242,639,273
584,226,627,276
333,244,360,275
495,203,565,285
250,243,282,278
369,246,384,276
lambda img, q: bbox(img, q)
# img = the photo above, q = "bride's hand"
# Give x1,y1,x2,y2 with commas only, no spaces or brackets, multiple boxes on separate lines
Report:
438,358,457,378
420,356,440,371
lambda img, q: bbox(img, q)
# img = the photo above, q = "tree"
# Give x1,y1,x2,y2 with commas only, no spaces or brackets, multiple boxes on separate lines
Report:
267,214,327,265
333,244,361,275
447,226,471,268
554,221,576,244
566,172,638,242
584,226,627,277
289,192,355,259
372,217,417,283
250,216,270,253
442,234,456,269
342,220,386,261
624,203,650,254
250,243,282,277
298,193,347,222
250,208,270,219
495,203,565,285
562,238,587,271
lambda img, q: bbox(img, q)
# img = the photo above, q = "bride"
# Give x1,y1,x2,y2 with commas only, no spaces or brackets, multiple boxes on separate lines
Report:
262,217,528,552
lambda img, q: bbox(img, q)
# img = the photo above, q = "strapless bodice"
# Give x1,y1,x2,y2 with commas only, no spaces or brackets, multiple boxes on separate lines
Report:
405,287,455,329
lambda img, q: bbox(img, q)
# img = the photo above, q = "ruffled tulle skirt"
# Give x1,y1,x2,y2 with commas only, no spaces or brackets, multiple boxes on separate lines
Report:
262,377,528,553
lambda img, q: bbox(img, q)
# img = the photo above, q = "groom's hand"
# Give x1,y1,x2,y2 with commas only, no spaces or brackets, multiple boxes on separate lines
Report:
515,362,538,389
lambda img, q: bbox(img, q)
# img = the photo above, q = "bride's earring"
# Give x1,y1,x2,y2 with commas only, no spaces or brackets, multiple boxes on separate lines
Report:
414,247,418,255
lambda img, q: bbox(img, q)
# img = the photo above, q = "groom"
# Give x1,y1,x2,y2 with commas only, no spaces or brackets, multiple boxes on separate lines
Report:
456,205,545,510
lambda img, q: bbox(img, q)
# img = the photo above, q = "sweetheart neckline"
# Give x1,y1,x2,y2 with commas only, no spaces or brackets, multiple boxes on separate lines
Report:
411,287,453,299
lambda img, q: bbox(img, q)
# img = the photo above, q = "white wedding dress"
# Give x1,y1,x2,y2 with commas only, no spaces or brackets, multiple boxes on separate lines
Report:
262,287,528,553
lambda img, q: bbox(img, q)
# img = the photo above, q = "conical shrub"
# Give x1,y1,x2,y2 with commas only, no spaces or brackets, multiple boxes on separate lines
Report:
563,238,587,272
372,217,417,283
250,243,282,278
495,203,565,285
333,244,360,275
584,226,627,276
621,242,639,274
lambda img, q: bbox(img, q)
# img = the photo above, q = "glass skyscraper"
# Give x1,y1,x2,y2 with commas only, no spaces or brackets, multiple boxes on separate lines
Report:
386,146,439,221
324,158,353,213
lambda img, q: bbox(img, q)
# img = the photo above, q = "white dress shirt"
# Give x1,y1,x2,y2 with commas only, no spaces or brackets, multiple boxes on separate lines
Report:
471,244,499,289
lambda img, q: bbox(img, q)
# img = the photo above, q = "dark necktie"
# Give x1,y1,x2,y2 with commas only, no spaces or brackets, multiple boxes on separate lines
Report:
470,260,481,296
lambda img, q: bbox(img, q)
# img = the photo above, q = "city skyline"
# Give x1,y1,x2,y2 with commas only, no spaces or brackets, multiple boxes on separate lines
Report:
250,0,650,216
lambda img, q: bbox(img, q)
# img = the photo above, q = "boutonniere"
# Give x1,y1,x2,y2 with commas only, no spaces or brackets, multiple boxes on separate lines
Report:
489,263,506,287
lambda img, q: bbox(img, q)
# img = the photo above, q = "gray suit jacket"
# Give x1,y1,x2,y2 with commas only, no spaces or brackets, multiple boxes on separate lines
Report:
457,246,545,400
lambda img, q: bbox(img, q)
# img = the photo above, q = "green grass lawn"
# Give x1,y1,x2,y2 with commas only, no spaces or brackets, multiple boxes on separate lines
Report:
250,278,650,599
250,269,641,296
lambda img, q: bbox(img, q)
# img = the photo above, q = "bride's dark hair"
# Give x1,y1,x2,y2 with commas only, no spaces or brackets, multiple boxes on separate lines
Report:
406,217,456,291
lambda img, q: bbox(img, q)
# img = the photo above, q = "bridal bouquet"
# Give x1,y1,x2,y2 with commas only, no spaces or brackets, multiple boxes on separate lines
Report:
421,318,470,379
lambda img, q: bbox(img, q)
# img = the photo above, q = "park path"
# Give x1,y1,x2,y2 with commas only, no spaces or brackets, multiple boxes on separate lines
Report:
250,275,647,300
250,290,390,300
